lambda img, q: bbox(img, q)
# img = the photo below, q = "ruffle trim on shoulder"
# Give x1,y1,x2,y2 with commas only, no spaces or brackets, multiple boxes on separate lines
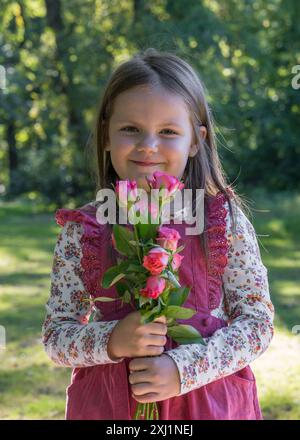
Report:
55,205,111,296
206,188,234,310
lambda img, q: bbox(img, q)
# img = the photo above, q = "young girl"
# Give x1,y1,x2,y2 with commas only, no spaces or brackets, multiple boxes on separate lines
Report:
42,48,274,420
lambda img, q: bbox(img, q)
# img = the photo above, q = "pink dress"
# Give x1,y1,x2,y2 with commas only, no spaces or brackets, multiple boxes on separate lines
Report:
52,190,264,420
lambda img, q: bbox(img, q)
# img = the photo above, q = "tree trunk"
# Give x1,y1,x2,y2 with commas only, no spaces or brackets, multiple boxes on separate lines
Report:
45,0,85,149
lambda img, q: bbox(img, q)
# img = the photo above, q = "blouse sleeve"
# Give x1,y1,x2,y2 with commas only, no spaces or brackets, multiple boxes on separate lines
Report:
166,201,275,395
41,220,122,367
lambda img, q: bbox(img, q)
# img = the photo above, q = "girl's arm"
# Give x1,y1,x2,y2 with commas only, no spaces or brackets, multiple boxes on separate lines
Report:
165,201,275,395
41,221,123,367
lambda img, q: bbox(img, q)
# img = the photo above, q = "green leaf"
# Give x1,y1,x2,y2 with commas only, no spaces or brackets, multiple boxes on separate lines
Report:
165,270,181,288
139,295,152,307
81,297,93,304
101,265,126,288
164,305,196,319
115,282,128,296
88,310,96,323
127,264,147,273
167,286,191,306
92,296,121,302
175,245,185,253
167,324,205,345
140,303,161,324
122,290,132,304
125,273,148,284
136,221,158,242
160,290,168,305
113,224,136,256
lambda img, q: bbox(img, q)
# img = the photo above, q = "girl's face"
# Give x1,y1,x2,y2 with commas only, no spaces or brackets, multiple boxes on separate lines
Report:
105,84,206,192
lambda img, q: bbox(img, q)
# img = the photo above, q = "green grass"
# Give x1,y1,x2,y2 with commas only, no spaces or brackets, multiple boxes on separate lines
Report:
0,190,299,420
238,188,300,420
0,200,70,420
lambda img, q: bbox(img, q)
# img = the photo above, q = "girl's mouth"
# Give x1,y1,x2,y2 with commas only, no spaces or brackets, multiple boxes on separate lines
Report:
131,161,163,167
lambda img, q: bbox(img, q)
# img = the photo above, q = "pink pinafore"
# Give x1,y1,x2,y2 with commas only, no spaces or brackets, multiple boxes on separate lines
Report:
55,190,263,420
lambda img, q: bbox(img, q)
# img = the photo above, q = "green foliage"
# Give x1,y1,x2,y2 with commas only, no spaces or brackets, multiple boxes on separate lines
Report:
136,220,158,243
163,305,196,320
167,324,204,344
166,286,190,306
0,0,299,206
101,265,126,288
112,224,136,257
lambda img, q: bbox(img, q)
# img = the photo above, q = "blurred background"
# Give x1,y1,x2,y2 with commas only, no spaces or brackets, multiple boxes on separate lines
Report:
0,0,299,419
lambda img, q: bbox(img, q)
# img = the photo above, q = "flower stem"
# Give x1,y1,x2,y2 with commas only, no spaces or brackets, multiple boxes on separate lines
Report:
133,402,159,420
133,225,142,264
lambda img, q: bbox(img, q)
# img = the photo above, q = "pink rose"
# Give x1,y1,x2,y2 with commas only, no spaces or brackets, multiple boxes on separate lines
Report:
142,247,169,275
140,275,166,299
146,171,184,198
131,199,159,223
116,179,138,207
171,253,184,271
148,202,159,221
156,226,181,251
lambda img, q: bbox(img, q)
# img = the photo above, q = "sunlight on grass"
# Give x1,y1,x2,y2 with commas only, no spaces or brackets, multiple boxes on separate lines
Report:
273,281,300,297
252,330,300,420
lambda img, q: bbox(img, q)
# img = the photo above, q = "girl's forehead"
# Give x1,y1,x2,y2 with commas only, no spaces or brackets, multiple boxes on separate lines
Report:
110,86,190,123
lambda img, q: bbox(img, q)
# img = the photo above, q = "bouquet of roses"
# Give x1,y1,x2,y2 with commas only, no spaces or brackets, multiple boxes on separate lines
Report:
87,171,205,420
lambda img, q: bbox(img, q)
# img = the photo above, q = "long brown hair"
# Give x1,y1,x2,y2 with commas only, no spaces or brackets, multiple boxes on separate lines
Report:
86,48,250,260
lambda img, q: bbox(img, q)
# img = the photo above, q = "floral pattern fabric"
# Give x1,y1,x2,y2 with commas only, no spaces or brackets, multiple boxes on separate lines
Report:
166,201,274,394
42,199,274,396
42,221,121,367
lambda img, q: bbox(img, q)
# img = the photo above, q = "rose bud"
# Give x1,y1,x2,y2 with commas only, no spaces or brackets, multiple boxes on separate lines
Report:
140,275,166,299
146,171,184,198
157,226,181,252
171,253,184,271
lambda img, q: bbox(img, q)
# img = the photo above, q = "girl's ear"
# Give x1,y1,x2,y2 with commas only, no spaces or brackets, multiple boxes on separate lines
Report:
189,125,207,157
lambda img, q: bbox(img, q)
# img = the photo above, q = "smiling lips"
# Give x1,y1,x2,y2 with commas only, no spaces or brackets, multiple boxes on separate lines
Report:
131,160,162,167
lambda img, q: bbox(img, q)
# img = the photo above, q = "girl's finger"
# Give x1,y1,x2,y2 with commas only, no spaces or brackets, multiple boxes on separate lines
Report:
145,334,167,346
145,322,167,335
129,356,157,371
144,345,164,357
131,382,157,396
129,358,149,371
129,370,152,385
153,315,166,324
132,392,159,403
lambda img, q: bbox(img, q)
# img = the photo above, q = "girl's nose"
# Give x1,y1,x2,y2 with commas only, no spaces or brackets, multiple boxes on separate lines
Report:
136,134,159,153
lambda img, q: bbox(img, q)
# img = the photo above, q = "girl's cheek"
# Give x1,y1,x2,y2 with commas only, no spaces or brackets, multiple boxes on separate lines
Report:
115,135,136,148
162,145,187,161
162,138,188,152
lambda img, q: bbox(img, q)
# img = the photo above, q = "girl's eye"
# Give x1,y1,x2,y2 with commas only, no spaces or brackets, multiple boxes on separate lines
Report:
161,129,178,135
120,126,138,132
120,126,178,135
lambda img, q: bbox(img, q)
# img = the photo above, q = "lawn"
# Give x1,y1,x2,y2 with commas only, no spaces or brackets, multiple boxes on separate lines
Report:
0,190,299,419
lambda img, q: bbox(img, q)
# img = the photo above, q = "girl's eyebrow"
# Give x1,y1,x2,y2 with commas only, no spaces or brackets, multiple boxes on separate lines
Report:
115,119,184,128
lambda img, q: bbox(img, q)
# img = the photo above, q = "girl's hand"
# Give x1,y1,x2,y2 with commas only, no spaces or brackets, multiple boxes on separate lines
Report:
128,354,181,403
107,312,167,360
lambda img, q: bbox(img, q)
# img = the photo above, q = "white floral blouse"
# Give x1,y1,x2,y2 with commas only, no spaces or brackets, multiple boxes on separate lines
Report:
42,199,275,396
